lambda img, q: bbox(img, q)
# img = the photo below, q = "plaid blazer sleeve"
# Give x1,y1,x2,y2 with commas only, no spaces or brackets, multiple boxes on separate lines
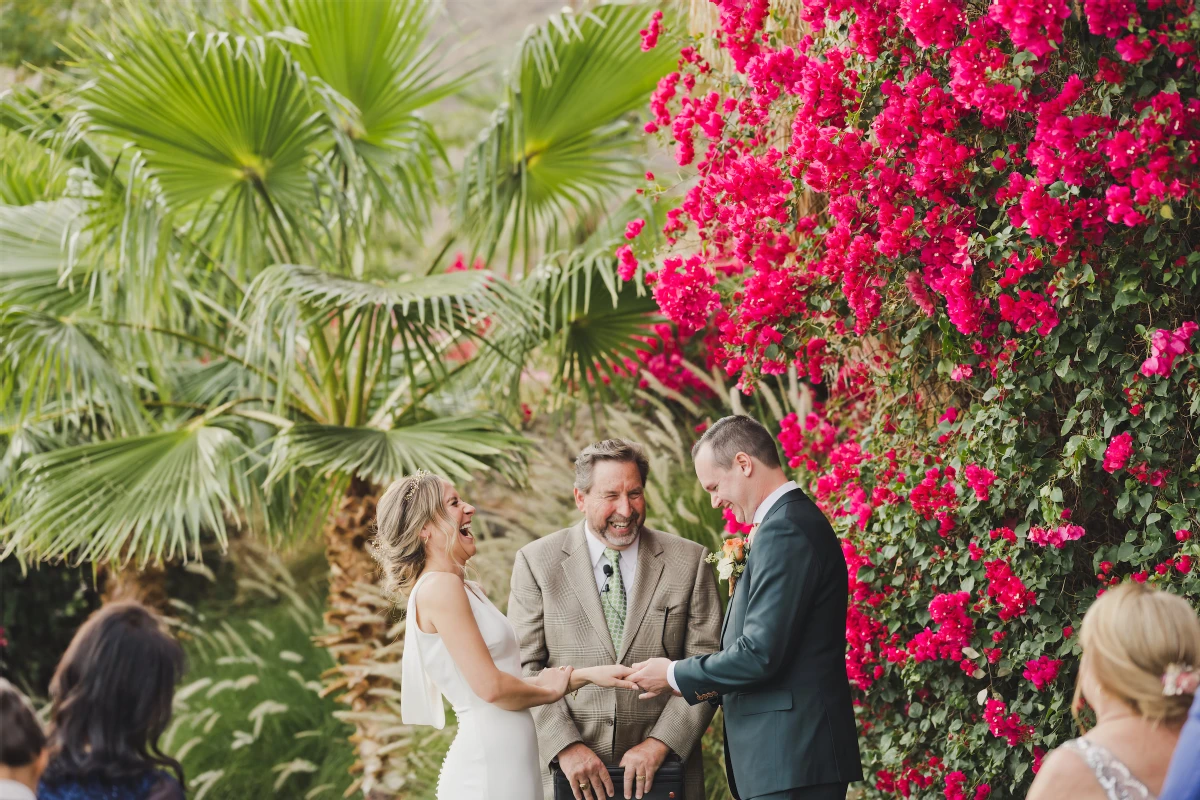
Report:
647,546,721,756
508,547,582,763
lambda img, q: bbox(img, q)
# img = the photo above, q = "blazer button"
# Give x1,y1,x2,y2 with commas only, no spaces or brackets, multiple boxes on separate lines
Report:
605,719,613,727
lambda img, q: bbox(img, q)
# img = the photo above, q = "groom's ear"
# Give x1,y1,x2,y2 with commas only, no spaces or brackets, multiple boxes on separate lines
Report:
734,451,754,476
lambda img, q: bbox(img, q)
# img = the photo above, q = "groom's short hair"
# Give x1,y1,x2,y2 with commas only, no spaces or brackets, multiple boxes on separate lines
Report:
574,439,650,493
692,414,781,469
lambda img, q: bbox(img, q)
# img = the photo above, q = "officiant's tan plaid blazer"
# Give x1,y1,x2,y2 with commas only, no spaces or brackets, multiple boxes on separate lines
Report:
509,522,722,800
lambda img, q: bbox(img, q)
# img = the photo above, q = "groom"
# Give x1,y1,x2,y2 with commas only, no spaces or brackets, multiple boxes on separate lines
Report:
509,439,722,800
628,415,863,800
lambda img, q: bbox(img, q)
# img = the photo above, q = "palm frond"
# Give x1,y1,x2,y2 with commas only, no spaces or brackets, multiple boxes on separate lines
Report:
241,264,541,422
458,4,676,267
72,11,327,267
266,414,527,487
255,0,462,237
1,423,261,564
0,131,69,205
456,243,661,411
537,249,660,405
0,307,144,433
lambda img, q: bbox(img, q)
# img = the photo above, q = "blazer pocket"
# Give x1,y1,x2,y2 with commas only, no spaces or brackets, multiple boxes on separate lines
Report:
660,604,687,659
738,688,793,715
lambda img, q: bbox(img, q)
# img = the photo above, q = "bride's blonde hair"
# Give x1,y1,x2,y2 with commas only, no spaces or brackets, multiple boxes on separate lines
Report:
1072,581,1200,729
372,470,459,595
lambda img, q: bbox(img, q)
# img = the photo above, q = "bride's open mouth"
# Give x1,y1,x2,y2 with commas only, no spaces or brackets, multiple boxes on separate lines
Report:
459,522,474,540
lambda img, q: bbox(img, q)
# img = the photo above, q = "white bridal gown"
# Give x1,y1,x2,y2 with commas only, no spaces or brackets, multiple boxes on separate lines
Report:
401,572,542,799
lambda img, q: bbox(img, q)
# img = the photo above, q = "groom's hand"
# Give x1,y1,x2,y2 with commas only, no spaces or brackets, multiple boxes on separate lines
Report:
619,738,669,799
627,658,677,700
558,742,614,800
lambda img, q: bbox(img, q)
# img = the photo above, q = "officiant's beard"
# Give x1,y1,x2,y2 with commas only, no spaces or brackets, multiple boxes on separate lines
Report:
593,513,642,548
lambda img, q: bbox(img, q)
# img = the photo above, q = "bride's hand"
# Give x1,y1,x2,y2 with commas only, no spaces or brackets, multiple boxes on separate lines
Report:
573,664,639,691
533,665,574,700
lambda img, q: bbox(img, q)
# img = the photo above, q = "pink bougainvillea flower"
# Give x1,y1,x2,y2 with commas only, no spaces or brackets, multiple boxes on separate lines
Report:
1028,524,1086,548
615,245,639,282
640,9,664,52
985,698,1034,745
1103,431,1134,472
989,0,1071,57
900,0,966,49
1023,655,1062,689
985,559,1036,619
964,464,999,501
1140,322,1198,378
1084,0,1140,36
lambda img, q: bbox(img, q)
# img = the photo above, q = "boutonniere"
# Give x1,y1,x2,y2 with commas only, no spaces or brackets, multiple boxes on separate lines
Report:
705,536,749,593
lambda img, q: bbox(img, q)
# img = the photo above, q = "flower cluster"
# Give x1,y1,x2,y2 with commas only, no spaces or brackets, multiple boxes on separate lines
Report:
1028,524,1086,548
984,699,1034,745
1022,656,1063,690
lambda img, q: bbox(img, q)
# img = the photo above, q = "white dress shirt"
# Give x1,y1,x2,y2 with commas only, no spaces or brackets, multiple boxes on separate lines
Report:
585,522,638,597
666,480,800,693
0,779,36,800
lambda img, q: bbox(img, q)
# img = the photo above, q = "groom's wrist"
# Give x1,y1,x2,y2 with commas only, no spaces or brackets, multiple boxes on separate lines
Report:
666,660,680,693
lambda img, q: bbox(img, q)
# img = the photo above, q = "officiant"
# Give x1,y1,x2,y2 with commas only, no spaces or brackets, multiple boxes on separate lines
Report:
508,439,723,800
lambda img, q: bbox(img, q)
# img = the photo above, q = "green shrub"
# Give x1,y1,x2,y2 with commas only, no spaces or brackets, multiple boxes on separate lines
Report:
164,551,355,800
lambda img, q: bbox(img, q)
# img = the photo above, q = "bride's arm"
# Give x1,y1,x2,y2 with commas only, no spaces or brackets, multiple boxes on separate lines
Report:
420,573,570,711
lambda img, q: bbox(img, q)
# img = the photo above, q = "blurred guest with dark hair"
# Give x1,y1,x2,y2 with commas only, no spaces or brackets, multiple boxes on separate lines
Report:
0,678,48,800
38,602,186,800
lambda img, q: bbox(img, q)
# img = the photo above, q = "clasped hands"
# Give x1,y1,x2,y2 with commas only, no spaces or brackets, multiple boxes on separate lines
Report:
535,660,677,699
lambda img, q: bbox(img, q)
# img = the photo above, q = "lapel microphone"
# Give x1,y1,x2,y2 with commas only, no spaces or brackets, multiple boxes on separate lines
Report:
601,563,613,592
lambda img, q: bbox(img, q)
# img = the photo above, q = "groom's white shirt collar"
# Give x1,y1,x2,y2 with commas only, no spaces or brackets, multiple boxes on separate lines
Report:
752,480,800,526
583,522,638,595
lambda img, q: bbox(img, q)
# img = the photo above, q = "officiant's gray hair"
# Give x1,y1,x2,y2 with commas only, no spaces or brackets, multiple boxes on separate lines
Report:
573,439,650,493
692,414,782,469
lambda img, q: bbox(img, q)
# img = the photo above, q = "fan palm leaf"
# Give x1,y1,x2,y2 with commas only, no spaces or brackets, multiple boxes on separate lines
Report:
241,263,541,422
266,414,527,489
72,11,326,267
0,307,144,433
255,0,462,235
458,3,676,266
0,422,261,564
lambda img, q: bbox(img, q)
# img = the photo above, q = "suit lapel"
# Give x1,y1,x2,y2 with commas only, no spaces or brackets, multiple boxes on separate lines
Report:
617,528,664,663
562,522,617,661
720,588,734,644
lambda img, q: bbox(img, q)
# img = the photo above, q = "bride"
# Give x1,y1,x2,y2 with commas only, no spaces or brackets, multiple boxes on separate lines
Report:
374,470,636,799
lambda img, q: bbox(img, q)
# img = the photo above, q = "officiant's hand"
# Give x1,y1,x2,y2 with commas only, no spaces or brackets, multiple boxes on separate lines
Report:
627,658,676,700
619,737,669,799
532,665,574,701
558,742,614,800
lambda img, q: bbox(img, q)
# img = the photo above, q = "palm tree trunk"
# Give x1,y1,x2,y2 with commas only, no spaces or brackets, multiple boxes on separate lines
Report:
317,477,411,798
100,560,169,610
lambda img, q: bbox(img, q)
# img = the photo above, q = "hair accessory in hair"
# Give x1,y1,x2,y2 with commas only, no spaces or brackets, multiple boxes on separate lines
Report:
403,469,428,503
1162,663,1200,696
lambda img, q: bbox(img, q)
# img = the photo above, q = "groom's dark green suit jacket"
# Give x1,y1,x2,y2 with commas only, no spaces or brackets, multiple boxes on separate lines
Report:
673,487,863,799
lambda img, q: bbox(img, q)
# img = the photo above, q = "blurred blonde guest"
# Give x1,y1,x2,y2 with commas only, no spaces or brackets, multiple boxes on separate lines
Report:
1027,582,1200,800
0,678,48,800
